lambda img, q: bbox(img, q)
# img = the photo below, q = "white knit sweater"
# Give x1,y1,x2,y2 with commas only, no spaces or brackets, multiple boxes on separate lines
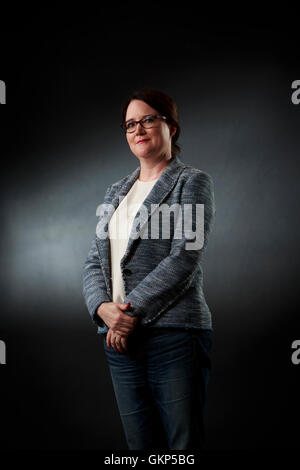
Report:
108,177,159,303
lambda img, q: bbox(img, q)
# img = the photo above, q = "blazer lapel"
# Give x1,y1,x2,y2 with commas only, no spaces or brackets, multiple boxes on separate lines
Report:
96,155,187,297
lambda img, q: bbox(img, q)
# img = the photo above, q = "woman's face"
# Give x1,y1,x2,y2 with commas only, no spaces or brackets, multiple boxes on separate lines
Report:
125,99,176,161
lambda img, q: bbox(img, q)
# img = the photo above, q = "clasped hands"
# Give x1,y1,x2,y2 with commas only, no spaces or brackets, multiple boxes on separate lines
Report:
96,301,138,354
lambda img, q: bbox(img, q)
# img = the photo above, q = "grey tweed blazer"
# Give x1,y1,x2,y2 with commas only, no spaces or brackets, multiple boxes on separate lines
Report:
82,154,216,335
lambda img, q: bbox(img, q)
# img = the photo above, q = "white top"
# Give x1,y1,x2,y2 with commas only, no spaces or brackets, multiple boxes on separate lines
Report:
108,177,159,303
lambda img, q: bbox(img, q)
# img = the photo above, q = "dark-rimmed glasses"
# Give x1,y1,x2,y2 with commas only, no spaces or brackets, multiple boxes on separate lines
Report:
120,114,167,133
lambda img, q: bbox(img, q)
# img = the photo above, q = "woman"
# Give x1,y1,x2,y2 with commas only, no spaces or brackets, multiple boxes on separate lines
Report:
82,88,216,450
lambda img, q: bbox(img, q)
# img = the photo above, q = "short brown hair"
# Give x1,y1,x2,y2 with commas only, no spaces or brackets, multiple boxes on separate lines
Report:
121,88,181,158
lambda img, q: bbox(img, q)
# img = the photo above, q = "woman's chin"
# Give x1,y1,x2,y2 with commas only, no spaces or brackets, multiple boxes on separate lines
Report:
134,149,155,159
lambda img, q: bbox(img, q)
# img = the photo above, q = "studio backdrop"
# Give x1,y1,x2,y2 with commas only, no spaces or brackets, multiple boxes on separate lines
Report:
0,6,299,451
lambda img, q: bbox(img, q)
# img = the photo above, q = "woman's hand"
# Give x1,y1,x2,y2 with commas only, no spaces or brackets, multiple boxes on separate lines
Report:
97,301,138,335
106,328,128,353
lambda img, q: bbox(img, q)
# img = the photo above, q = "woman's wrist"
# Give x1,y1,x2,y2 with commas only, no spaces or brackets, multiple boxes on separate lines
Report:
97,302,107,318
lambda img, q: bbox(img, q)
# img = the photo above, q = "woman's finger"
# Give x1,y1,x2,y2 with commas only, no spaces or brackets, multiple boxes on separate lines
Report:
107,328,128,354
114,336,124,354
111,333,126,354
106,329,111,348
120,336,127,352
112,330,128,352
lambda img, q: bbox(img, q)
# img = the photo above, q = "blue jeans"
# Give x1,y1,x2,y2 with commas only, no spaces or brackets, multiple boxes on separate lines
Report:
103,327,212,450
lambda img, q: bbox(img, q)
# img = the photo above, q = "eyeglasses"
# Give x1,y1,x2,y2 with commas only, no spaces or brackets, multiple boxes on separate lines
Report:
121,114,167,133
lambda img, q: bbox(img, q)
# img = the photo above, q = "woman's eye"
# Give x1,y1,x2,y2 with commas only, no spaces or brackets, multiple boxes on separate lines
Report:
127,122,135,128
144,117,154,123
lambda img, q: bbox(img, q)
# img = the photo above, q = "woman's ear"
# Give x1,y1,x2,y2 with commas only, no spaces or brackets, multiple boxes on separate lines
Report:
170,125,177,138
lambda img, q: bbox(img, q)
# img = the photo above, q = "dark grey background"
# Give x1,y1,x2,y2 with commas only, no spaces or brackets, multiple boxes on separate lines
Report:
0,6,299,450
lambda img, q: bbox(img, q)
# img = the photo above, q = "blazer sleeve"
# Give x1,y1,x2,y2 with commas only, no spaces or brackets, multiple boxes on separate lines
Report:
123,171,216,321
82,186,112,328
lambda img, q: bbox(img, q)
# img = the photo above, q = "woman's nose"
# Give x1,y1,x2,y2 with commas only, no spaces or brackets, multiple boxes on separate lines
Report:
135,122,146,134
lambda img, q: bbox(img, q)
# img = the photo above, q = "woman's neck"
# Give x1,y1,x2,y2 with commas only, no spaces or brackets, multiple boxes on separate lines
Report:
138,154,173,182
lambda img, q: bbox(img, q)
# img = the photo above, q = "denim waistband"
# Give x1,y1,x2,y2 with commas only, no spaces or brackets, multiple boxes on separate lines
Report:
131,326,212,337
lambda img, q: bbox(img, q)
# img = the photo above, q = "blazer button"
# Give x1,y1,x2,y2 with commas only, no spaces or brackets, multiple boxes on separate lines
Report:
123,268,132,275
